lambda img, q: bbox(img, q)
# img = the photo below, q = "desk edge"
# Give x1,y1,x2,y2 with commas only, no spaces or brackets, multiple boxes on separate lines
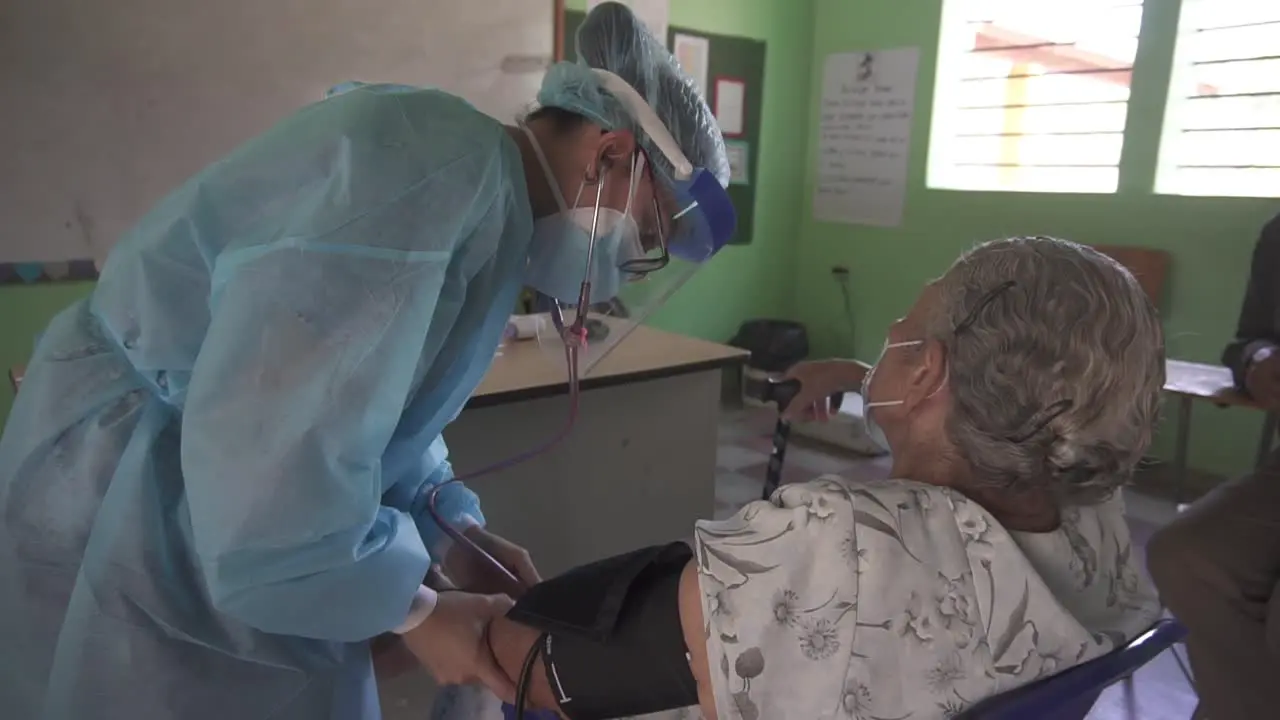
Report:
466,353,747,410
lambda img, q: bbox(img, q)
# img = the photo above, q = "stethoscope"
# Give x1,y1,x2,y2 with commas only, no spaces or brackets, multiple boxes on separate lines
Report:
421,180,607,596
420,177,619,720
423,68,705,714
423,142,671,595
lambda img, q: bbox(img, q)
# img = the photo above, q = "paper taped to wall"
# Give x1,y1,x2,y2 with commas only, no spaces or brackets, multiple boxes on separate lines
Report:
813,47,920,228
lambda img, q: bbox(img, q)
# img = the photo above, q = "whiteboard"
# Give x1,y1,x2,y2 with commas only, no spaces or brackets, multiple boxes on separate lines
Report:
0,0,554,264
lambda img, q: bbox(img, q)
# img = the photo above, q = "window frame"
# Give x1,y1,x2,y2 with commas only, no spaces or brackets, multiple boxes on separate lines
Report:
1154,0,1280,198
926,0,1145,195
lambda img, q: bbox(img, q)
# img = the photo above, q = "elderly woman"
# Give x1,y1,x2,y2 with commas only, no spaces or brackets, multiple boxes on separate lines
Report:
476,236,1163,720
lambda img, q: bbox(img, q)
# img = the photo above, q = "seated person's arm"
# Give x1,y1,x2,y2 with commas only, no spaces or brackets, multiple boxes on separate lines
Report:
487,547,716,719
487,480,874,720
1224,215,1280,392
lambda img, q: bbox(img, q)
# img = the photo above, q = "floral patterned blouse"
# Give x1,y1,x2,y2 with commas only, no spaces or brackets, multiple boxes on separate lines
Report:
668,476,1161,720
435,476,1159,720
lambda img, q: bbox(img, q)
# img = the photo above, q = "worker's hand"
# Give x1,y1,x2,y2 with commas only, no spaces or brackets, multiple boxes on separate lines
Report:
371,564,458,681
781,359,870,422
444,527,541,597
1246,350,1280,408
402,591,518,704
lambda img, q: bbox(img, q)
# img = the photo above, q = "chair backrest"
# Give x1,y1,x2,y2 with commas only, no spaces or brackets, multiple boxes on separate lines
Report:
1091,245,1171,309
957,618,1187,720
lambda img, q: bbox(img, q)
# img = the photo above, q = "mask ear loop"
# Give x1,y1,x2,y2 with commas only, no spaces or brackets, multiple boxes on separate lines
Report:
617,154,645,263
925,365,949,401
867,340,949,408
569,162,592,211
520,122,572,212
626,153,644,215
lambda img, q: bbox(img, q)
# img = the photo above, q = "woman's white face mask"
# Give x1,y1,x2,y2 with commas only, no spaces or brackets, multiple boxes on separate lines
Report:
861,338,947,452
521,125,645,305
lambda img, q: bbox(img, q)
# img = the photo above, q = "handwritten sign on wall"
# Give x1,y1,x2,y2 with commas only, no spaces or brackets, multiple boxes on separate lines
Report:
813,47,919,227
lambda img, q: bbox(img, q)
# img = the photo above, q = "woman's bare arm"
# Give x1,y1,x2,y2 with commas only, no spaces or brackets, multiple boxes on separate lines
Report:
677,561,719,720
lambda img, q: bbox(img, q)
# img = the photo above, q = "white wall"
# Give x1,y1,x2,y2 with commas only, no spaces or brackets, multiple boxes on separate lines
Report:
0,0,553,263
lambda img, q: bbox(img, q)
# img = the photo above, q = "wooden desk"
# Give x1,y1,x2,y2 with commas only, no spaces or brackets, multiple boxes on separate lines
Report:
469,320,747,407
1163,359,1278,501
445,322,747,576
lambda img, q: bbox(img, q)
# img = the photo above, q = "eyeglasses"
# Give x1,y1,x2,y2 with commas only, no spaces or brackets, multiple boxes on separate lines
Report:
619,196,671,276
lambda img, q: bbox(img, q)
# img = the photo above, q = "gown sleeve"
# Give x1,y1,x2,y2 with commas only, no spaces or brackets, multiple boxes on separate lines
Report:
180,88,511,642
396,436,484,563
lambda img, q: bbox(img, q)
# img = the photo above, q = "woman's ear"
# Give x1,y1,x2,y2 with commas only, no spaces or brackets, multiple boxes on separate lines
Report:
905,339,948,407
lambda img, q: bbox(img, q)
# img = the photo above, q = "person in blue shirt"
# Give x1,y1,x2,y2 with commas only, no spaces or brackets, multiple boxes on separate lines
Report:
0,3,733,719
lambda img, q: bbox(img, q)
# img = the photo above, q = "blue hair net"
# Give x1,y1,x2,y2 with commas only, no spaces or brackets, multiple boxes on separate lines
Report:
537,1,735,258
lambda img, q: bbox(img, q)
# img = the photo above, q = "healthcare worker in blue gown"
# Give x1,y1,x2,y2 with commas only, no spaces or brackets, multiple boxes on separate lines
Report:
0,3,734,719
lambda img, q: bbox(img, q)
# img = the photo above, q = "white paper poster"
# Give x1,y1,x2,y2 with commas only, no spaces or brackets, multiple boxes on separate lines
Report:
672,33,709,97
587,0,669,47
813,47,920,227
714,78,745,137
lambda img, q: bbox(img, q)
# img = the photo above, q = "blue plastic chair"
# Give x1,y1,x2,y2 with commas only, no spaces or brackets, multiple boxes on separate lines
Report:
958,618,1188,719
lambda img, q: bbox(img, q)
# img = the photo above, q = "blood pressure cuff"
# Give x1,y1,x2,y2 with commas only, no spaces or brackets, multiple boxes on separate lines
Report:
505,542,698,719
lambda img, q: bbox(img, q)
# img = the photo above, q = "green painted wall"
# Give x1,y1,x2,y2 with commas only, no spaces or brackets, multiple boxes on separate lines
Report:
0,1,816,426
795,0,1276,477
0,283,93,422
5,1,1267,481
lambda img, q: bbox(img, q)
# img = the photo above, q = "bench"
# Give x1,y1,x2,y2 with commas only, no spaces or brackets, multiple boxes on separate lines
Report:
1163,358,1277,502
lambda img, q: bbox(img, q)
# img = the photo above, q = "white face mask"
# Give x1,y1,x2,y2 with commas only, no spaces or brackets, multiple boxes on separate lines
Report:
521,125,645,304
861,338,947,452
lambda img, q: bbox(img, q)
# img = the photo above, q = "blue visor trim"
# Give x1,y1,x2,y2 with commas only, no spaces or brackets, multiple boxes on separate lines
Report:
666,169,737,262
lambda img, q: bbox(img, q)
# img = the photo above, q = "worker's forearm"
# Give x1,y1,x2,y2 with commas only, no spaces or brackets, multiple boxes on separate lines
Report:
203,506,431,641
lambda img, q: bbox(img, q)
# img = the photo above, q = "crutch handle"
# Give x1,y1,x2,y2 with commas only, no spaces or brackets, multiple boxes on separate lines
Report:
763,377,845,416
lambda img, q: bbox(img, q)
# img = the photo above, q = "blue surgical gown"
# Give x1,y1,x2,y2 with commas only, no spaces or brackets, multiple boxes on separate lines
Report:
0,85,533,719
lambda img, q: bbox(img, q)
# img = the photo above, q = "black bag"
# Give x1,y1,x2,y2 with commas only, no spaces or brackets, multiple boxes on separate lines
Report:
728,319,810,373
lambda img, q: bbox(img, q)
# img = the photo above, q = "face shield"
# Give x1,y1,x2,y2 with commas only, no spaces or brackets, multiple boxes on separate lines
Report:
531,70,736,376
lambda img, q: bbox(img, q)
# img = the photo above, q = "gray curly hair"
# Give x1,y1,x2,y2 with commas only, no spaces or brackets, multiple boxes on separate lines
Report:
926,237,1165,506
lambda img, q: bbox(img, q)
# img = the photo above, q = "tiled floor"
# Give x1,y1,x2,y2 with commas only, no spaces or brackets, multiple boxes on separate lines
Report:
715,407,1198,720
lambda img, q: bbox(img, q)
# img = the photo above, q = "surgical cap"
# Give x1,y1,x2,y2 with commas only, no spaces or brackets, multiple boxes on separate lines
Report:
537,1,731,194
